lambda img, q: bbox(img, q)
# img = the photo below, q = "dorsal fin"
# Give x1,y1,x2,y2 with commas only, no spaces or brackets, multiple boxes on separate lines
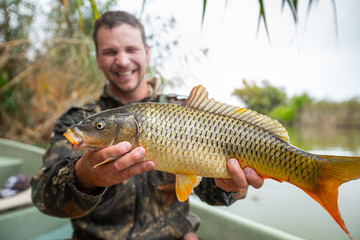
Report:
183,85,289,143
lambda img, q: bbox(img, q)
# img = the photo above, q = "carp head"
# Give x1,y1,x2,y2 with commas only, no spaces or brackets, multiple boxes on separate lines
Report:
63,110,139,151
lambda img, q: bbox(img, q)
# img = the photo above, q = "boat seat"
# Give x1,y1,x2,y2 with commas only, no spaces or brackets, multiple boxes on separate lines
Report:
0,188,32,213
0,156,23,186
0,156,32,213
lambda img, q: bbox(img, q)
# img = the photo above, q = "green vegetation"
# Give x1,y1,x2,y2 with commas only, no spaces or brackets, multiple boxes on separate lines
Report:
270,93,313,126
0,0,178,146
0,0,351,147
233,79,287,115
0,0,114,146
233,80,360,128
299,98,360,128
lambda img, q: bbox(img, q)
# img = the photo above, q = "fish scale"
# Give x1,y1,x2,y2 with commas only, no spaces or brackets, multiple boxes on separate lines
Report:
63,85,360,239
123,103,321,189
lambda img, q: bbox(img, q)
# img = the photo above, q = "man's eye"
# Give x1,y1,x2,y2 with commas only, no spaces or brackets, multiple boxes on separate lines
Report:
127,47,139,53
103,50,116,55
95,121,106,130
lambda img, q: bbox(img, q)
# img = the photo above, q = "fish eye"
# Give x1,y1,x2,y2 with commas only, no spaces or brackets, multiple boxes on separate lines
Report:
95,120,106,130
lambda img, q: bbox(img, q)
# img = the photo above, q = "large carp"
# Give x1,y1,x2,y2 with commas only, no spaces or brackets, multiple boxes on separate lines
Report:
64,85,360,240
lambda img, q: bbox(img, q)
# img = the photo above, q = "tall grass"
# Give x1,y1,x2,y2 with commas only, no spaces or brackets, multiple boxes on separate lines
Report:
0,38,104,146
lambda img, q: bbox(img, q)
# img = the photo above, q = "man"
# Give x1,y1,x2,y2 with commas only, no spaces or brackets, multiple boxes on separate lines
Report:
31,11,264,240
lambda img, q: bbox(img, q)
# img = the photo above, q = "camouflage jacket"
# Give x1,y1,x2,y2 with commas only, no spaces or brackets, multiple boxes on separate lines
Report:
31,79,237,240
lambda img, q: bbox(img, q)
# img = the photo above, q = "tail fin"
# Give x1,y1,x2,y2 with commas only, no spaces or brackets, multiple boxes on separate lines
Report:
304,155,360,240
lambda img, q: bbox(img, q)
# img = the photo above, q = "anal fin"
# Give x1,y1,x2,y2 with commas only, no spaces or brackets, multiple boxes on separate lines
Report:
175,174,201,202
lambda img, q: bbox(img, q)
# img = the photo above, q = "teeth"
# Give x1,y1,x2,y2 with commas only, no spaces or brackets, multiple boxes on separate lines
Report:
116,71,132,77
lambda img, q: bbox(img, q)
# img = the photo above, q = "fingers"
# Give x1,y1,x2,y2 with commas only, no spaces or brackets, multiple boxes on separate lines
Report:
213,178,232,192
243,167,264,189
94,141,132,165
89,142,145,171
112,146,145,171
214,158,247,193
110,144,157,183
227,158,264,189
75,142,156,189
183,231,199,240
115,160,155,184
97,144,155,183
214,158,264,197
227,158,248,190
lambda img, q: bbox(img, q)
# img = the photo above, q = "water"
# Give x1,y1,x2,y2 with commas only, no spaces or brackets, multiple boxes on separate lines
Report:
217,127,360,240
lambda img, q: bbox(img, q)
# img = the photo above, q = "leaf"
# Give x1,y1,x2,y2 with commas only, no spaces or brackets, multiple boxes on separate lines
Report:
77,0,84,33
88,0,100,20
257,0,271,42
282,0,298,23
202,0,207,27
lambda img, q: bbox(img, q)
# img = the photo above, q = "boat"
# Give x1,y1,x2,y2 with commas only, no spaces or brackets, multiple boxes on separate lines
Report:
0,138,69,240
0,138,303,240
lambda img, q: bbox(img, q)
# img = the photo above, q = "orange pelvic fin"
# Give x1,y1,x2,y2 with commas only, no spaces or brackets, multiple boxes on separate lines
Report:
175,174,202,202
304,155,360,240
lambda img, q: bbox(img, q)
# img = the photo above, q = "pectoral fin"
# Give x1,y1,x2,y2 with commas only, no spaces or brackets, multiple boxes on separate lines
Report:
175,174,201,202
93,152,129,168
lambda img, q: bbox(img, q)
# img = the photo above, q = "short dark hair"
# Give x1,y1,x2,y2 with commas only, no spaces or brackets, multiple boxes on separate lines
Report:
93,11,147,52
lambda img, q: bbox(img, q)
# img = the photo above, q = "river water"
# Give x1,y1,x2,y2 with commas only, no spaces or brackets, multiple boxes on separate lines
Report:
217,127,360,240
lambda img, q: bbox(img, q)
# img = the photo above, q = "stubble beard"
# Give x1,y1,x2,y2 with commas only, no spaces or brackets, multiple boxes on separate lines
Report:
109,73,145,95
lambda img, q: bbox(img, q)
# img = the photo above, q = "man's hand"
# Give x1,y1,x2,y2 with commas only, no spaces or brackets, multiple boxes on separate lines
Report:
214,158,264,199
74,141,155,190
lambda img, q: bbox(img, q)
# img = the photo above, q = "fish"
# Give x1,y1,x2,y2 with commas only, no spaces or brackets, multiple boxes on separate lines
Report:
64,85,360,240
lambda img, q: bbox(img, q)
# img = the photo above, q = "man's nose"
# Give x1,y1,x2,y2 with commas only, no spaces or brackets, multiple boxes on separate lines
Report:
115,52,130,66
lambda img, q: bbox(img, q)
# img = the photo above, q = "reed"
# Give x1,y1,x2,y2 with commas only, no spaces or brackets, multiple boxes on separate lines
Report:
1,38,104,146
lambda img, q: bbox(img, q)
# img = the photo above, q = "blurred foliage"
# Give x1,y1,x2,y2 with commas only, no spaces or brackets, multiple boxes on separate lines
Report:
299,97,360,128
270,93,313,125
0,0,118,146
0,0,35,42
53,0,113,38
1,0,36,135
233,79,359,129
0,38,104,146
0,0,352,146
0,0,181,146
233,79,287,115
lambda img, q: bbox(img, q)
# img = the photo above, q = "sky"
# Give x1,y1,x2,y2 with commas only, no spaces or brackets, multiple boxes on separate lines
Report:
118,0,360,105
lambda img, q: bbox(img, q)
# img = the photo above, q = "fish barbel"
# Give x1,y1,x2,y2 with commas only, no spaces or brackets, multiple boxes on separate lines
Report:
64,85,360,240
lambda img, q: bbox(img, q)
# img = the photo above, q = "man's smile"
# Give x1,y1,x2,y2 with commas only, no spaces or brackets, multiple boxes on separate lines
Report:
115,70,135,77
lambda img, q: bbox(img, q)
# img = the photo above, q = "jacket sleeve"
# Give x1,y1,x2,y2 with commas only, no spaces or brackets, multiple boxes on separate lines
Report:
194,177,237,206
31,106,107,218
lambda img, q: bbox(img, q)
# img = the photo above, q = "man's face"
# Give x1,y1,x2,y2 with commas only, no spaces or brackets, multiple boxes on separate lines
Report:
96,24,150,94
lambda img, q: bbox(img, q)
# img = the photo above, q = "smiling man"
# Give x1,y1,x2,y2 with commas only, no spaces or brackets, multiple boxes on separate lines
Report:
31,11,263,240
95,21,150,103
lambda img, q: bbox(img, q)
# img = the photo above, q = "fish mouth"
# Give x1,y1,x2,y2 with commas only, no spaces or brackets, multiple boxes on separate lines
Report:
63,128,85,150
